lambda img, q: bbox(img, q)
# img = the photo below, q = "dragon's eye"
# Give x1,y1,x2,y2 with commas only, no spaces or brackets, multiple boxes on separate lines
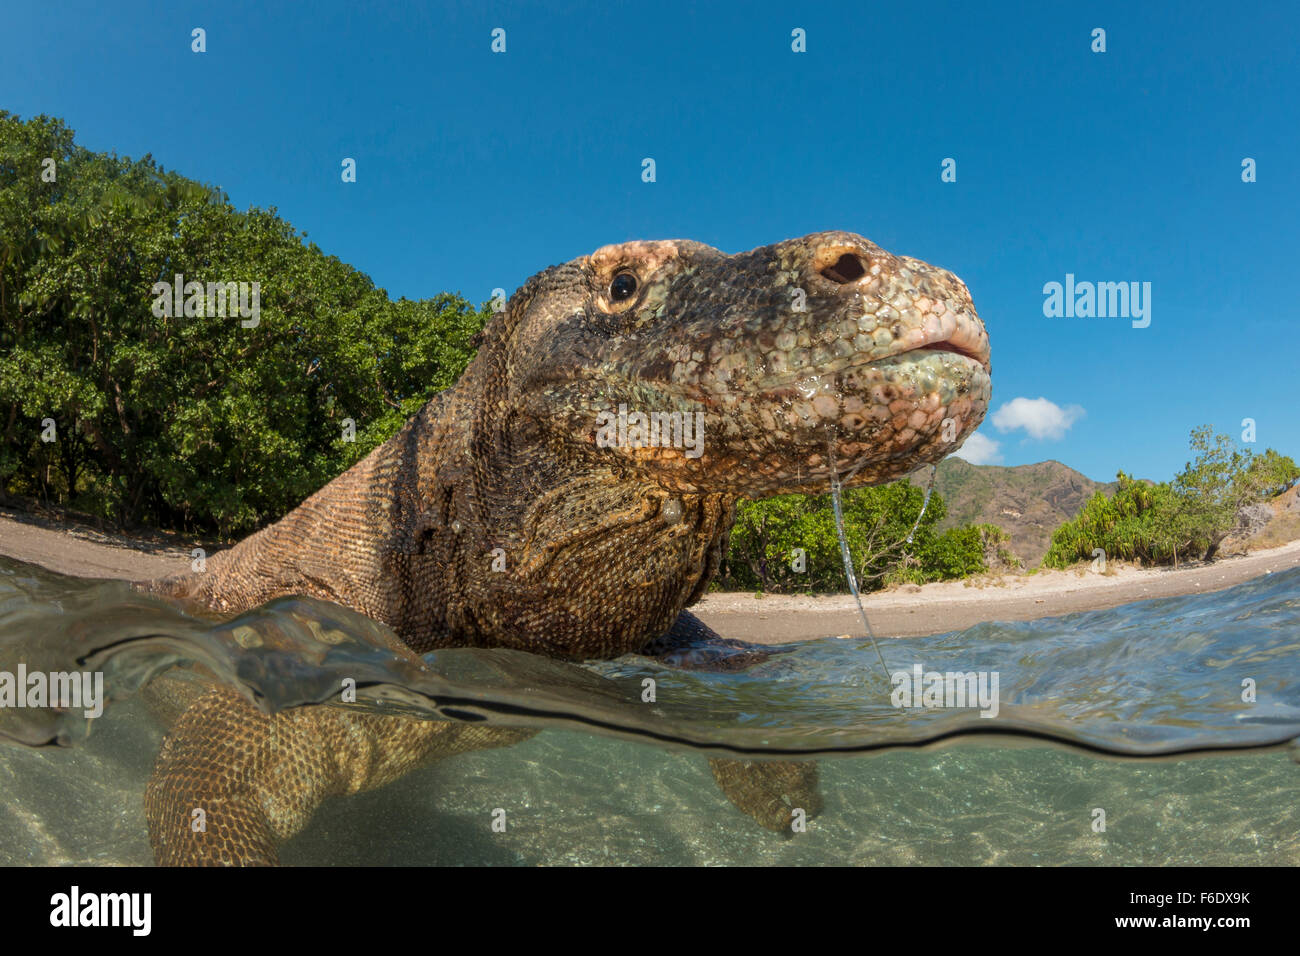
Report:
609,272,638,302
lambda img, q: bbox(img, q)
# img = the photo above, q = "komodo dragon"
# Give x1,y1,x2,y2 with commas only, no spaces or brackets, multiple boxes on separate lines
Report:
141,230,992,864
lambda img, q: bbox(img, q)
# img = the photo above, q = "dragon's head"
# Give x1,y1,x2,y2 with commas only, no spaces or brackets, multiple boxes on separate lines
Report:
482,231,991,497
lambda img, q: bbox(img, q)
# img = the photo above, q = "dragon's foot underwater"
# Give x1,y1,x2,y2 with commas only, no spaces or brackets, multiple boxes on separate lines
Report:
1,555,1298,865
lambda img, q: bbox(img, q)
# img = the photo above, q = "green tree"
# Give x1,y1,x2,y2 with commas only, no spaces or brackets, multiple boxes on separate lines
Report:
719,481,990,593
1043,428,1299,569
1173,426,1299,560
0,112,488,535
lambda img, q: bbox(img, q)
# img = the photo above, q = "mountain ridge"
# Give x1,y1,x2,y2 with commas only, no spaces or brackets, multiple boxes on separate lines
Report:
908,458,1120,566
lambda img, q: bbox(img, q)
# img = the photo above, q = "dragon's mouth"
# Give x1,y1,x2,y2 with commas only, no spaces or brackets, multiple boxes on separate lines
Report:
753,339,989,398
740,306,990,396
890,312,990,368
909,340,985,364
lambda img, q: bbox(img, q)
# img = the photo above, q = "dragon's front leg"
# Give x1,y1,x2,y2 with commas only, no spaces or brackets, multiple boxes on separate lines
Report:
706,757,823,831
144,607,821,863
650,611,825,834
144,686,533,865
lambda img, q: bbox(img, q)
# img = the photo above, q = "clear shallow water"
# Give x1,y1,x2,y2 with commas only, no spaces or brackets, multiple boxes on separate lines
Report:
0,554,1297,864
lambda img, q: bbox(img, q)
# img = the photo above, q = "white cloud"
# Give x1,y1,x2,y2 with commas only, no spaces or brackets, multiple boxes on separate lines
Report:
991,397,1085,441
953,431,1002,465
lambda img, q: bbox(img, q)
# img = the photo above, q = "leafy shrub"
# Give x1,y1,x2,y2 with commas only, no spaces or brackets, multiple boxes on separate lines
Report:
1044,429,1300,568
718,482,989,593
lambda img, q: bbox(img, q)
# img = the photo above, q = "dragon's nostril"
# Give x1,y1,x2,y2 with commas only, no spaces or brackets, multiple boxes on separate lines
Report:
819,253,867,284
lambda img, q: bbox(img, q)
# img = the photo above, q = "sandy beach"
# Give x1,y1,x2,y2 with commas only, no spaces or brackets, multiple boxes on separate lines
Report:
695,540,1300,641
2,505,1297,643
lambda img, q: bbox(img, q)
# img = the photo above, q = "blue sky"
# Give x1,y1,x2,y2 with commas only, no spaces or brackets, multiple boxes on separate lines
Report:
3,0,1297,482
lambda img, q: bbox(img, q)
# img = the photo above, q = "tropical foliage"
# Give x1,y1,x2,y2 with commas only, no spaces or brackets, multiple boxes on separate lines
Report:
716,482,1001,593
0,112,488,535
1042,427,1298,568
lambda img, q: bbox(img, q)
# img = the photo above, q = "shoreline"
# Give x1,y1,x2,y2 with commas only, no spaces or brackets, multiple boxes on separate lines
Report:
1,508,1297,643
696,539,1300,642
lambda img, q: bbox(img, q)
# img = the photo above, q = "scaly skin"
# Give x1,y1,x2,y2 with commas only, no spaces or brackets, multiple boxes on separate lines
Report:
142,231,991,864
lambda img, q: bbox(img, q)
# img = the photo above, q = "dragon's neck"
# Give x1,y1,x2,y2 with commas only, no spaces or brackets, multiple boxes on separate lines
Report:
151,362,736,658
396,379,736,656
